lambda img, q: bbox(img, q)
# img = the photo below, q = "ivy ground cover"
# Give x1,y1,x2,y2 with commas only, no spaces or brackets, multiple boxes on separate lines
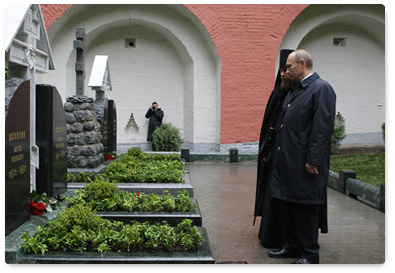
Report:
22,204,204,254
67,147,185,183
68,178,196,213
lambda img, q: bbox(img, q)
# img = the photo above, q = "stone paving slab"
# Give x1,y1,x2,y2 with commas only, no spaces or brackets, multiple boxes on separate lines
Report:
185,162,385,264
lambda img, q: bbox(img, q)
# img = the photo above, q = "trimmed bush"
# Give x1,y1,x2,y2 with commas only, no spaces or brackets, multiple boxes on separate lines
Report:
331,120,346,153
152,123,183,151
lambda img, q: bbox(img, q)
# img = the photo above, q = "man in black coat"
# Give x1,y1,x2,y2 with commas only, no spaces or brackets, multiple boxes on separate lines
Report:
254,49,293,248
145,101,164,142
267,49,336,264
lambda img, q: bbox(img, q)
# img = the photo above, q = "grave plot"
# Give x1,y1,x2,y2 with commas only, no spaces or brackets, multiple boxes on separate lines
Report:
67,147,194,196
16,148,214,263
20,204,214,264
67,179,202,226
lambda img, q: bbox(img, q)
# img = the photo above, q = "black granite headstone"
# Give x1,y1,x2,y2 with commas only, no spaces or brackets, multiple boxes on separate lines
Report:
94,98,109,155
36,84,68,196
108,100,117,153
5,79,31,236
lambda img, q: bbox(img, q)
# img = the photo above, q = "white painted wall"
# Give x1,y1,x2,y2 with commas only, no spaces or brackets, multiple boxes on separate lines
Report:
278,4,385,143
299,23,385,135
37,4,220,148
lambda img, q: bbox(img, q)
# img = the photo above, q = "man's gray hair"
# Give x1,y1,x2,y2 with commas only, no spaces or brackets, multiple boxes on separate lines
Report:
293,49,313,69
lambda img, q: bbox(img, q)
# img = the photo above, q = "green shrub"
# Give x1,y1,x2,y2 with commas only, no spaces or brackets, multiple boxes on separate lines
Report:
104,148,185,183
22,205,204,254
67,180,196,213
68,148,185,184
176,219,204,251
152,123,183,151
331,120,346,153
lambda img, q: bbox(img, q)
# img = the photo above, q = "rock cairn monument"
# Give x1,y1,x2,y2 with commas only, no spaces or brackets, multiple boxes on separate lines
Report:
65,27,104,168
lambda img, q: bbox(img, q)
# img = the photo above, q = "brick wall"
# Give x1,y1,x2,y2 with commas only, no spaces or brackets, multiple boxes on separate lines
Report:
40,4,308,144
40,4,72,30
186,4,308,143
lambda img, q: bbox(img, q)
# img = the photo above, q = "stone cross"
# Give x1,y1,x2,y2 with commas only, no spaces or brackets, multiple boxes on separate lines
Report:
74,27,87,97
5,4,54,191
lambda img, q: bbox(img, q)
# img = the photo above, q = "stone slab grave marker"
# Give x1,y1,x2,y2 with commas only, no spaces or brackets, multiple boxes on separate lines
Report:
36,84,68,196
5,79,31,236
108,100,117,153
4,4,54,235
65,27,104,169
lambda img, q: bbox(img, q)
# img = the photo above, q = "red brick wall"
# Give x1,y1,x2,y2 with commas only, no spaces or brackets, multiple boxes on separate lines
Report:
186,4,308,143
40,4,308,144
41,4,72,30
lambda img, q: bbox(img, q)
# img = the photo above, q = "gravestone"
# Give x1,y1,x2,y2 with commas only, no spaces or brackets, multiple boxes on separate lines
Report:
108,100,117,153
36,84,67,196
5,79,31,236
94,98,109,154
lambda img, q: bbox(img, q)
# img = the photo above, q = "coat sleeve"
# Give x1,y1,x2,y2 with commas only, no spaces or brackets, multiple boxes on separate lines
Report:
154,109,164,122
306,83,336,166
145,108,152,118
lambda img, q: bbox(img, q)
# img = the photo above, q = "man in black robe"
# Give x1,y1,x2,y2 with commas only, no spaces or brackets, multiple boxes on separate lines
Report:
254,49,293,248
145,101,164,142
267,49,336,264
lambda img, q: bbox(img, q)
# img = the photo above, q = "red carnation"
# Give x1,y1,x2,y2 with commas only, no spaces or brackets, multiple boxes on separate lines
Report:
137,192,140,197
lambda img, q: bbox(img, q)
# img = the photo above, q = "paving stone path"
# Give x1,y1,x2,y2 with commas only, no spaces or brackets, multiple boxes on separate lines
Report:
186,162,385,264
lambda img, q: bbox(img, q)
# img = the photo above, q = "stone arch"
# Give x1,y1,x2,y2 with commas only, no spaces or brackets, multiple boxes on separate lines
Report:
277,4,384,143
39,4,221,149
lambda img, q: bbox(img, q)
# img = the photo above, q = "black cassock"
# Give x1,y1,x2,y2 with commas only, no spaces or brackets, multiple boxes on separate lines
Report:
254,84,289,248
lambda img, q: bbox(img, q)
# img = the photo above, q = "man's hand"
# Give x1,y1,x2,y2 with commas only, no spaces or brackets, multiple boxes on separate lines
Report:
306,163,319,174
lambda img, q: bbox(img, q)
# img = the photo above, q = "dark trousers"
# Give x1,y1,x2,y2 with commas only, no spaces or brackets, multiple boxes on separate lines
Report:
280,200,320,263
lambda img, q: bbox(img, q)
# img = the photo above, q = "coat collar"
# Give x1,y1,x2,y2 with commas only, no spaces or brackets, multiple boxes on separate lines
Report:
300,72,319,88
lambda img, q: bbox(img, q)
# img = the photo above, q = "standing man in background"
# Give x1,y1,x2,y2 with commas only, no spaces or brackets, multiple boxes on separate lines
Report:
145,101,164,144
267,49,336,264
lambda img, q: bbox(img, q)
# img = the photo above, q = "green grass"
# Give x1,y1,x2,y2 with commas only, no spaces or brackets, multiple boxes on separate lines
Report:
330,153,385,188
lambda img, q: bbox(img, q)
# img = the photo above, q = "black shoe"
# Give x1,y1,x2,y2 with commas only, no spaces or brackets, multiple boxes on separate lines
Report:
268,248,300,259
291,258,317,264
